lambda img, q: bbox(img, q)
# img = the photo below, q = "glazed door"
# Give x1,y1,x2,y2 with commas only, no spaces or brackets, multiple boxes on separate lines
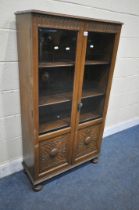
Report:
37,27,115,165
73,31,115,162
37,27,87,174
38,28,78,135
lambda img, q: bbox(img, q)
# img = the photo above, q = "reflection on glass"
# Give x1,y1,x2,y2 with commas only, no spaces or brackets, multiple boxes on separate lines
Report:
80,96,104,123
39,28,77,63
86,32,115,62
39,67,74,106
38,28,77,135
39,102,71,134
79,32,115,124
82,65,109,96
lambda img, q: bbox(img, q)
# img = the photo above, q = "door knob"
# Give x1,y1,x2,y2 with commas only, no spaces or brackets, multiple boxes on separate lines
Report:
84,136,91,145
78,102,83,112
50,148,58,157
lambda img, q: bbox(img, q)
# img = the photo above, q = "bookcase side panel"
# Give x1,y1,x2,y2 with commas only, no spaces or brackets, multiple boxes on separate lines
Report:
16,14,36,180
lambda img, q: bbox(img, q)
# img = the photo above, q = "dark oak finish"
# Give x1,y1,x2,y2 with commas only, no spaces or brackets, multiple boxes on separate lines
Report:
16,10,122,190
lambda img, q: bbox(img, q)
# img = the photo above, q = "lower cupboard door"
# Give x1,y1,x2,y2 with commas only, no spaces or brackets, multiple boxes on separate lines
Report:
39,133,70,174
74,124,101,162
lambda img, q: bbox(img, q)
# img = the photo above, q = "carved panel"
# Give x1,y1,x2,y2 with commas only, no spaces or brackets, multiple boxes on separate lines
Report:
39,134,69,173
33,13,121,33
75,125,100,159
33,14,83,30
84,20,121,33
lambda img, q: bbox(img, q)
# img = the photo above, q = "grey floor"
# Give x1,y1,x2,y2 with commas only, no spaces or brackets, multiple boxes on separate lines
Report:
0,125,139,210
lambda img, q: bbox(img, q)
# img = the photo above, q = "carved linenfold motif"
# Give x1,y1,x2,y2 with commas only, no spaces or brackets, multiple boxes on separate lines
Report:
75,125,100,158
39,134,69,172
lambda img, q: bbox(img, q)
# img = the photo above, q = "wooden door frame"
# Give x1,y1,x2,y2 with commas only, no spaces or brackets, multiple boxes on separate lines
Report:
72,26,122,162
31,15,85,177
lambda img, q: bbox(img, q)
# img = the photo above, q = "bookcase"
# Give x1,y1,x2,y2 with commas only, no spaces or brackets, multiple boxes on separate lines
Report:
16,10,122,191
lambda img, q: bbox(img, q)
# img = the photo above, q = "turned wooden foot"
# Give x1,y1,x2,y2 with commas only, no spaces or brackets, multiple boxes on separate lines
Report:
91,157,99,164
32,184,43,192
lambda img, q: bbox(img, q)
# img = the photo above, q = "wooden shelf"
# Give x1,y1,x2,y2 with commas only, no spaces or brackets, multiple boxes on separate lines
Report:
39,60,109,68
39,89,104,107
39,91,72,106
39,116,70,134
80,112,101,123
85,60,109,65
82,89,104,99
39,112,101,134
39,61,74,68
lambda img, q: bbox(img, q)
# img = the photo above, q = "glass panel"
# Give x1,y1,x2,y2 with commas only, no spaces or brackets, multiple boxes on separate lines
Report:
38,28,77,135
79,32,115,124
80,96,104,124
39,28,77,63
39,67,74,106
86,32,115,62
39,102,71,134
82,65,109,98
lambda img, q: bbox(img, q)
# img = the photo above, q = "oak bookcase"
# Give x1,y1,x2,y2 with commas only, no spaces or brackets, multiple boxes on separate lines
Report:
16,10,122,191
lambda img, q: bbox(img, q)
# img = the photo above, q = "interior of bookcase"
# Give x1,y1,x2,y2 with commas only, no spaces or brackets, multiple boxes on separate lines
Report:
38,28,115,134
